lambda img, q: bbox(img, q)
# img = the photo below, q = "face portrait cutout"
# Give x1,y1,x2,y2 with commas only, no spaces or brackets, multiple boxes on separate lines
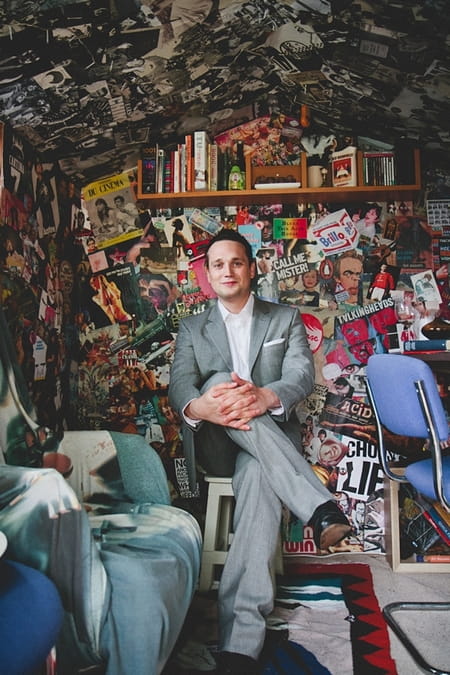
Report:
334,253,363,305
318,438,348,467
257,249,275,275
302,269,319,290
261,219,273,242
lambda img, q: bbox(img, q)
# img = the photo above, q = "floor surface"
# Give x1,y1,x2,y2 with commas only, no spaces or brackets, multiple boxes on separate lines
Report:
164,553,450,674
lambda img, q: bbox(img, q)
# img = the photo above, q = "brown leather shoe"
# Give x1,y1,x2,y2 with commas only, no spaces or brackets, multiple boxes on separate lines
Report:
307,500,352,550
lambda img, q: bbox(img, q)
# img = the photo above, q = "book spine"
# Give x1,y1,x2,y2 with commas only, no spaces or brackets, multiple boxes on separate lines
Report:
415,554,450,563
403,339,450,351
156,147,165,193
382,155,388,185
427,506,450,541
388,155,395,185
173,148,180,193
163,155,172,193
180,143,186,192
185,134,193,192
432,501,450,528
362,152,395,186
217,147,226,190
194,131,208,190
208,142,218,191
421,509,450,546
141,147,156,194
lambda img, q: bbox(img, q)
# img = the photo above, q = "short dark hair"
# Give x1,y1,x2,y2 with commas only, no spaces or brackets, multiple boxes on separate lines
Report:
172,218,184,231
205,228,253,266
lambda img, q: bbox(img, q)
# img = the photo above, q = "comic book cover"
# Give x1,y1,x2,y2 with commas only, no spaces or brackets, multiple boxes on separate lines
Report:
333,298,399,366
162,214,193,260
82,262,143,329
186,254,217,301
214,114,302,166
385,200,434,274
82,170,140,245
138,247,179,321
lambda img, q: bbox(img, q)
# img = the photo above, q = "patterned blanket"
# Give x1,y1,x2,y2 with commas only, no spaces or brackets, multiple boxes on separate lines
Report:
263,562,397,675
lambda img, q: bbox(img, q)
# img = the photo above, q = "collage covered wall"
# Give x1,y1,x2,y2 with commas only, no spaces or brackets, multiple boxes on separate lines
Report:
75,158,449,558
1,120,450,558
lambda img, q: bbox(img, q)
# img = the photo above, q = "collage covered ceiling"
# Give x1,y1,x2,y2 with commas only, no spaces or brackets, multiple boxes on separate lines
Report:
1,0,449,186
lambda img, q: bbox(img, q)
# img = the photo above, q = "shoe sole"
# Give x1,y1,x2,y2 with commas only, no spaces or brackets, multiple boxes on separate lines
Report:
320,523,352,550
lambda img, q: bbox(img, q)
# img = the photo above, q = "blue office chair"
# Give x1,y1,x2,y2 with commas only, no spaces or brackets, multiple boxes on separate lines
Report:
0,556,63,674
366,353,450,675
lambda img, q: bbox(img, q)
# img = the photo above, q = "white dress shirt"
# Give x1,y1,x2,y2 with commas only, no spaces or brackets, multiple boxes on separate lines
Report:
218,294,254,381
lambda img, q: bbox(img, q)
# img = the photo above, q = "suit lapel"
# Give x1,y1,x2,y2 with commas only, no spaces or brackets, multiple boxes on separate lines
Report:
248,297,271,375
205,303,233,370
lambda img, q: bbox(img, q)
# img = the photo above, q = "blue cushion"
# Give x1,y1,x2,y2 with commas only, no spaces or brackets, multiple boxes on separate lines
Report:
0,560,63,675
405,456,450,502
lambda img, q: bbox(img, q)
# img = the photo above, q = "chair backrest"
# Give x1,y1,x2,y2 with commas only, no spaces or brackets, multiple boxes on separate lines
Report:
366,353,449,441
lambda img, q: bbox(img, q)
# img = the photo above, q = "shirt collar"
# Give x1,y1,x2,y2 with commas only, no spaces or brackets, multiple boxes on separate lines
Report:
218,293,254,322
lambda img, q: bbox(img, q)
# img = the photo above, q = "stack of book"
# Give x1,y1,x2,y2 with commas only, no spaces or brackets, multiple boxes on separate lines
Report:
398,483,450,563
140,132,226,194
362,150,396,186
403,338,450,353
415,493,450,562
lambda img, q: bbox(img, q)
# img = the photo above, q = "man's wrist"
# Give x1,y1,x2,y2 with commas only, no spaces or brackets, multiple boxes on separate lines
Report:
261,387,284,415
262,387,281,409
184,399,202,426
185,400,197,418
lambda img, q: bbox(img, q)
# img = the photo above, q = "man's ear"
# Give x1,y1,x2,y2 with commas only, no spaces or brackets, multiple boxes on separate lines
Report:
250,260,256,279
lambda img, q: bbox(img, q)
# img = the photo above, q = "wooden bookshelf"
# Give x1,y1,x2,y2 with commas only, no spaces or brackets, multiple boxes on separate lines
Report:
136,150,421,207
385,469,450,572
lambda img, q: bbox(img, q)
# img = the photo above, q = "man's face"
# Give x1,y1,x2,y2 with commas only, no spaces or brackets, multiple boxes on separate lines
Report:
365,208,378,223
258,252,273,274
206,240,255,308
337,257,362,303
319,441,345,466
262,221,272,241
335,380,349,394
302,270,318,289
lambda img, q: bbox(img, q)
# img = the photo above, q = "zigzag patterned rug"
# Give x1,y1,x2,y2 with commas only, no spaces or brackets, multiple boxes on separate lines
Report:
261,562,397,675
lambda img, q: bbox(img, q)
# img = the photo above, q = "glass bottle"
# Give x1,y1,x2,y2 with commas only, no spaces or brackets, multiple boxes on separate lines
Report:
228,141,245,190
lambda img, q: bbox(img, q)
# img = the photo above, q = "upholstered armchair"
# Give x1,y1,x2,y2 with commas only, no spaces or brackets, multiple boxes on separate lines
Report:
0,306,202,675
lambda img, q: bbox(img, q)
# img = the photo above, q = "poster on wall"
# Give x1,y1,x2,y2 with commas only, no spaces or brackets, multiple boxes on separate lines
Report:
81,170,141,245
32,160,60,237
80,262,143,329
1,124,35,206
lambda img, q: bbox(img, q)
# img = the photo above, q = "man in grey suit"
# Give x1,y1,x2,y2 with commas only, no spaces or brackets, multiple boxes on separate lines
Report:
169,228,351,675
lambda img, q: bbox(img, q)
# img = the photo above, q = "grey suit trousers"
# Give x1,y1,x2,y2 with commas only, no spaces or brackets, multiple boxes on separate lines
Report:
195,373,331,658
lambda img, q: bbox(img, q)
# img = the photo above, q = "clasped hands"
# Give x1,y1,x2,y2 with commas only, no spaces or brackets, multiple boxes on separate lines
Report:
186,372,280,430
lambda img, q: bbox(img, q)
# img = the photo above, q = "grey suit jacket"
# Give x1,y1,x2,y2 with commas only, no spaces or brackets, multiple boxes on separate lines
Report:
168,295,315,487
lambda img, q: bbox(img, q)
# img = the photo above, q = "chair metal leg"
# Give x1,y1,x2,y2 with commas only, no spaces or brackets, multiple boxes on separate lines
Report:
383,602,450,675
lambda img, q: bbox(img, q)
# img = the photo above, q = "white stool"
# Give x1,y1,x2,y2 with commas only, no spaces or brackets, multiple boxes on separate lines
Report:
198,475,284,592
